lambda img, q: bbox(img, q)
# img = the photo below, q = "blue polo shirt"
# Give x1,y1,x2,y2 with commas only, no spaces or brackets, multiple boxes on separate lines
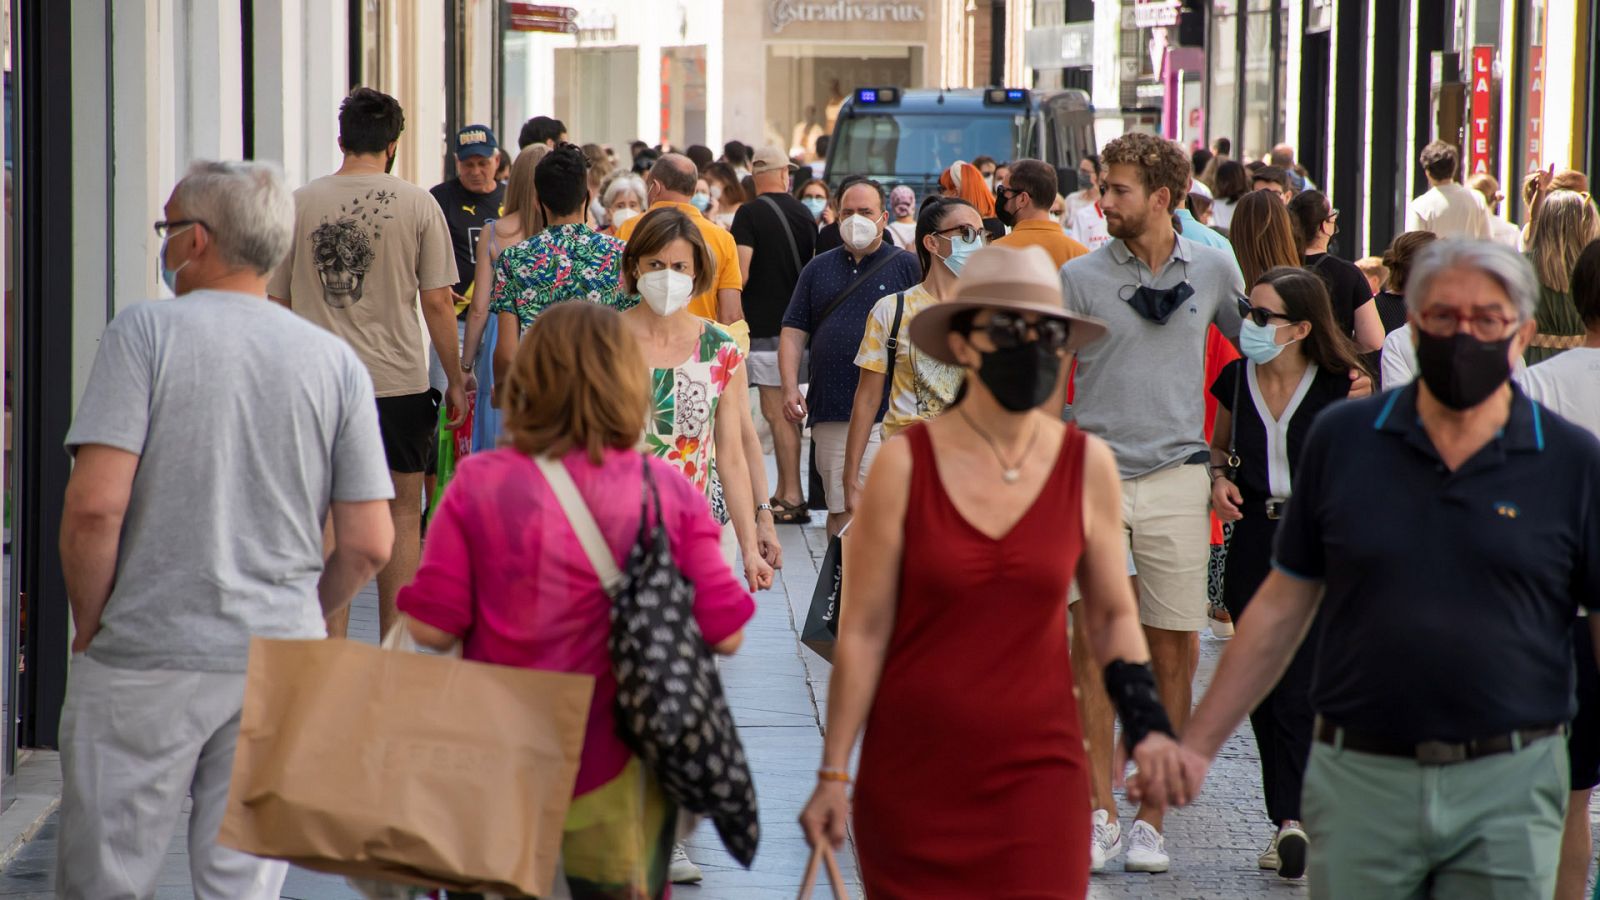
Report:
1174,209,1239,267
782,244,921,424
1273,383,1600,744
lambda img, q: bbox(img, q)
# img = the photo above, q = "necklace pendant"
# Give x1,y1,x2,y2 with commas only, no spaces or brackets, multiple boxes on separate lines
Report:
1002,468,1022,484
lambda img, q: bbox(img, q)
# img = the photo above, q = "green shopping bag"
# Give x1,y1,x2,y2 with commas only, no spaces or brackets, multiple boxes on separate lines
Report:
430,391,476,510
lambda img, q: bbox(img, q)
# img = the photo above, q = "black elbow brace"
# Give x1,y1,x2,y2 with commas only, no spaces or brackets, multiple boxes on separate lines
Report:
1103,659,1176,754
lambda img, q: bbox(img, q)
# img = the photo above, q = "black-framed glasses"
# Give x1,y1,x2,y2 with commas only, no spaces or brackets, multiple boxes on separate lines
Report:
935,224,986,244
153,219,207,239
963,310,1072,353
1416,306,1520,341
1236,296,1295,327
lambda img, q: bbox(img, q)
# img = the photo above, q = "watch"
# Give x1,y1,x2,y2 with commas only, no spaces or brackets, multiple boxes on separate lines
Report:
756,503,774,515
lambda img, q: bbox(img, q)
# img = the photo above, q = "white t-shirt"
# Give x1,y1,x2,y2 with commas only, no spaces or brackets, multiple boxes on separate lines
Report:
1404,182,1490,240
1068,203,1111,251
1383,322,1531,391
1488,216,1523,250
1519,347,1600,437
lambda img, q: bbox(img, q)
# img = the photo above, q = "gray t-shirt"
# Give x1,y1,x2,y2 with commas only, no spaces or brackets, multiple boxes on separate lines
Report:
1060,234,1245,479
65,290,394,672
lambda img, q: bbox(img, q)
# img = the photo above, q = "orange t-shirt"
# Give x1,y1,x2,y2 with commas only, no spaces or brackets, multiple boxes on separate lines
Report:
994,219,1090,269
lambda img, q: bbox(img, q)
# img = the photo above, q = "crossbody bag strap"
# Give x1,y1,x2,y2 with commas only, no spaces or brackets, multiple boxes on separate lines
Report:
812,249,902,336
882,291,906,405
757,194,804,275
1225,362,1243,477
534,455,625,595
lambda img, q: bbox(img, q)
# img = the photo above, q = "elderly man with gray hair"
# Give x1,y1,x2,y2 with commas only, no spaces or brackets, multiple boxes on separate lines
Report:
56,160,396,899
1160,240,1600,898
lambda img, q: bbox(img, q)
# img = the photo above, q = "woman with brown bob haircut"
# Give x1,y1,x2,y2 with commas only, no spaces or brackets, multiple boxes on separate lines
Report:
618,207,776,595
398,300,755,898
1229,190,1303,287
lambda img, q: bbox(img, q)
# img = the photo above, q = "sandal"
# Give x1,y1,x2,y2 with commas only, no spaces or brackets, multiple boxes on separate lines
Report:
768,497,810,525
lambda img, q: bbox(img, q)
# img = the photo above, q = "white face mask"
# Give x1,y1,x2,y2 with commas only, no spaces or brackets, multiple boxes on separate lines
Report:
637,269,694,316
840,213,880,250
610,207,640,229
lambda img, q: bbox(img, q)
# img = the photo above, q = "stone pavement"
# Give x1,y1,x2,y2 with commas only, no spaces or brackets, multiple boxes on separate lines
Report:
5,516,1595,898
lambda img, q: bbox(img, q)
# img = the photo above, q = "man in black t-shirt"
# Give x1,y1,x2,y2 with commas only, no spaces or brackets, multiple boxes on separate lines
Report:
732,146,816,519
430,125,507,313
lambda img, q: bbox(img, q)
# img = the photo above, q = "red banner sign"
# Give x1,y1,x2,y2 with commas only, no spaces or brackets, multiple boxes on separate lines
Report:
1524,45,1544,174
1468,46,1493,176
507,2,576,18
505,2,577,32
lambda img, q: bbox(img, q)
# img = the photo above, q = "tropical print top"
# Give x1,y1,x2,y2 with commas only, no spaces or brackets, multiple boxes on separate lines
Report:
855,284,966,438
489,223,634,327
645,320,744,495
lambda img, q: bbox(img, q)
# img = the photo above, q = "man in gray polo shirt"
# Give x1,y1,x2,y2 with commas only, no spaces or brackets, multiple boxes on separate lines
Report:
1059,132,1245,875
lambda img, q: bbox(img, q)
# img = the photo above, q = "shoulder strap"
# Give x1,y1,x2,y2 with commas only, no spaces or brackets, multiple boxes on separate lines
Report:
534,455,625,595
882,292,906,404
814,249,902,334
757,194,805,275
1226,362,1243,472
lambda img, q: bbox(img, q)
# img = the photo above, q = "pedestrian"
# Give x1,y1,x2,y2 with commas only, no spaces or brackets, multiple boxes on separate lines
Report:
59,160,394,899
1207,267,1369,879
583,142,615,224
841,197,977,513
704,161,746,229
464,146,543,450
779,178,921,536
886,185,917,247
1270,143,1315,192
1228,189,1301,286
1057,131,1247,874
1288,190,1386,349
1376,230,1439,334
731,146,817,526
1251,166,1294,203
723,140,752,178
1404,140,1490,239
1354,255,1388,297
1175,179,1234,258
398,300,755,899
1523,190,1600,364
1519,238,1600,900
799,244,1185,899
1467,172,1524,249
795,176,832,227
517,114,566,151
992,160,1012,190
599,169,647,234
809,134,830,179
994,158,1089,266
613,152,745,326
495,148,512,184
1066,154,1101,219
1183,179,1215,228
1173,239,1600,900
488,144,630,391
685,143,714,173
268,86,464,641
972,154,998,189
1520,167,1589,246
1210,160,1250,230
816,175,906,254
1067,161,1113,252
939,160,1004,240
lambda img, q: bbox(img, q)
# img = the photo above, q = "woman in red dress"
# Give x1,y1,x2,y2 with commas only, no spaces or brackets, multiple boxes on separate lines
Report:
799,245,1188,898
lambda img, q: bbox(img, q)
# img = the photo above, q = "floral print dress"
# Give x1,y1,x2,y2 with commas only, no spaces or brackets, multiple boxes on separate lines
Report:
645,321,743,506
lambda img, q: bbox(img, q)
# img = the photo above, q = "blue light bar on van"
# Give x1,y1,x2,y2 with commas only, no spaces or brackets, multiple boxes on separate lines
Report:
854,87,900,105
984,88,1030,105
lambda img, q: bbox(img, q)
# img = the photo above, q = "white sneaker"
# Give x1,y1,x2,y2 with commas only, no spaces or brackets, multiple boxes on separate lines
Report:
1123,820,1169,873
1257,830,1280,869
669,843,703,884
1275,821,1308,879
1089,809,1124,873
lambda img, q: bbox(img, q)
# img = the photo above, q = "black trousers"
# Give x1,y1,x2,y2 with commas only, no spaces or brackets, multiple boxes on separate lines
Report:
1222,509,1319,824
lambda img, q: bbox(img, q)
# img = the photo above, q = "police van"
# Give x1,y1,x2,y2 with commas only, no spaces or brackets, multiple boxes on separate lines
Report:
822,87,1097,201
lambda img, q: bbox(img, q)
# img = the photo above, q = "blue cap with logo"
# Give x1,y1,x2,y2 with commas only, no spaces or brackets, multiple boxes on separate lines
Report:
455,125,498,160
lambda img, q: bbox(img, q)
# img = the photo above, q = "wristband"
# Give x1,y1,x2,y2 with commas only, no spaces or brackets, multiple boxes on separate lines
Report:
1103,659,1175,755
816,767,851,784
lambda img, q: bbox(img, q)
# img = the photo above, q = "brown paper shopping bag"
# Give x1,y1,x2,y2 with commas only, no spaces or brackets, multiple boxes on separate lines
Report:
219,636,594,897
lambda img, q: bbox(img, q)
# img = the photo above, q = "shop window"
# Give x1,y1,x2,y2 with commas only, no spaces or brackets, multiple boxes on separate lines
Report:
765,44,923,156
1208,2,1238,150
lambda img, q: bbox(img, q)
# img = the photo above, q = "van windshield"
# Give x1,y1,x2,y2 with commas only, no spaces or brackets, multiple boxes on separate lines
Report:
833,113,1024,179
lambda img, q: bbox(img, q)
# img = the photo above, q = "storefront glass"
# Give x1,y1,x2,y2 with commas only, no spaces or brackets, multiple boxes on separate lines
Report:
764,44,922,156
1240,0,1276,158
1208,1,1238,150
553,46,640,150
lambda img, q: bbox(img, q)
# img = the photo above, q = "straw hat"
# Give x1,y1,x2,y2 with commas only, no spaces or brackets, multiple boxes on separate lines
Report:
908,244,1108,365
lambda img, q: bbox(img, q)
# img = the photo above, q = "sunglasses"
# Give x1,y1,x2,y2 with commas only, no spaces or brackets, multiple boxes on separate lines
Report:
1236,296,1295,327
935,224,987,244
964,310,1072,353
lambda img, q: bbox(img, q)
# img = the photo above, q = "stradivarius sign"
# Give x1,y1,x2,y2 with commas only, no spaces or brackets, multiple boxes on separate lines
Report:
768,0,927,33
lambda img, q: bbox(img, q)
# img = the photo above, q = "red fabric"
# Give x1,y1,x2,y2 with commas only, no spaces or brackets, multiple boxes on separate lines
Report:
853,423,1091,899
1203,325,1240,545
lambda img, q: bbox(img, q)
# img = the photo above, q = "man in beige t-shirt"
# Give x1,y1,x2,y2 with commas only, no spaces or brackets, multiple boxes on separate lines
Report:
268,87,463,639
1404,140,1490,240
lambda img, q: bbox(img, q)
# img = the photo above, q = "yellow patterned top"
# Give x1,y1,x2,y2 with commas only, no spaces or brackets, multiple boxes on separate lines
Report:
854,284,966,438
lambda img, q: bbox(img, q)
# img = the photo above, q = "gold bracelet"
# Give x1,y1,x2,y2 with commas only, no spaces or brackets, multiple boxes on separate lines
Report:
817,768,852,784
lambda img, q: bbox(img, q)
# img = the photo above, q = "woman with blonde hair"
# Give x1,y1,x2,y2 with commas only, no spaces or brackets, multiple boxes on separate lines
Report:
1524,189,1600,364
465,144,547,448
939,160,1004,240
1228,190,1302,287
399,300,755,899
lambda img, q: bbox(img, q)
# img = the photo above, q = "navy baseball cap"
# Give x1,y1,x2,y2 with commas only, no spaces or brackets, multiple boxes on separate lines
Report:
455,125,498,160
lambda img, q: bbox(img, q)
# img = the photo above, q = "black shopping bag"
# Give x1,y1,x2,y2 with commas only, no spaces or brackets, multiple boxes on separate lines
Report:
803,531,844,662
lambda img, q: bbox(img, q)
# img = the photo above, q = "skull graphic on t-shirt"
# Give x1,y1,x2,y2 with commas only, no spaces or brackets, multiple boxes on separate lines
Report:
309,190,394,309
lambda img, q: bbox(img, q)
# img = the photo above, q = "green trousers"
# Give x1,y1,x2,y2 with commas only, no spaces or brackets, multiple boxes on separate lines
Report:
1301,734,1568,899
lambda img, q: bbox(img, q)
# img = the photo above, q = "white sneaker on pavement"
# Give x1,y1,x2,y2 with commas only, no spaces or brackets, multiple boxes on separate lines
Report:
669,843,703,884
1123,820,1169,873
1089,809,1124,873
1257,830,1280,869
1275,821,1308,879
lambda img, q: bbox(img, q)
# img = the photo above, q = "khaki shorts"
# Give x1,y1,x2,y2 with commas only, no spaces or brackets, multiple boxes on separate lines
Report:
1123,463,1212,631
812,421,882,514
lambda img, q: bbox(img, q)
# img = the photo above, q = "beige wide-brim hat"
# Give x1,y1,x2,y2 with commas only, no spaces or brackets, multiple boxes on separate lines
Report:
908,244,1109,365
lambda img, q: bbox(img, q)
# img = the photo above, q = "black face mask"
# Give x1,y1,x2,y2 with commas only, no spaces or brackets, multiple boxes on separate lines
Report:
1415,330,1514,410
995,190,1018,228
1123,281,1195,325
976,341,1063,412
384,148,397,174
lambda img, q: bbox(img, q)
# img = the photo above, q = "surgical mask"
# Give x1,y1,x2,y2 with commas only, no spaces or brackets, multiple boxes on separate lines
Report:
976,342,1062,412
637,269,695,317
802,196,827,219
936,233,984,276
158,226,193,294
1122,281,1195,325
1415,329,1514,411
690,192,712,213
610,208,640,229
1239,319,1296,364
840,213,880,250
